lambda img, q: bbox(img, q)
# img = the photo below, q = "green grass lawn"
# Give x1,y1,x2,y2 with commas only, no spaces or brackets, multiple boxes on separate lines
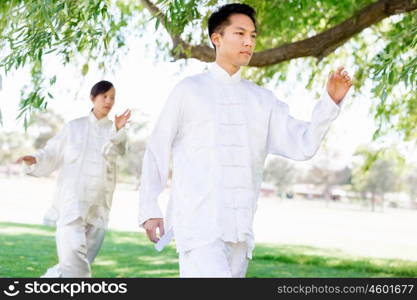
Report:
1,222,416,278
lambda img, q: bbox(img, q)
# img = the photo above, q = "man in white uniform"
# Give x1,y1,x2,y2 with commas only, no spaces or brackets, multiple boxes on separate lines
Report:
18,81,131,277
138,3,353,277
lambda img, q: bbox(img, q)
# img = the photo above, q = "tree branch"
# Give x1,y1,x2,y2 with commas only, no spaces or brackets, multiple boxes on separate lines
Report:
141,0,417,66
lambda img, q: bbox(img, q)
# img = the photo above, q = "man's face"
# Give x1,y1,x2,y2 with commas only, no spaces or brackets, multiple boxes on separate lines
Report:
211,13,257,67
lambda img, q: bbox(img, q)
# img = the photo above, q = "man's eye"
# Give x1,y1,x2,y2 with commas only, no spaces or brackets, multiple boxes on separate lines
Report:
235,32,244,35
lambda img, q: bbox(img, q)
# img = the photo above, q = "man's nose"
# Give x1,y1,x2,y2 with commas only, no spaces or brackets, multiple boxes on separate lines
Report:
243,35,254,48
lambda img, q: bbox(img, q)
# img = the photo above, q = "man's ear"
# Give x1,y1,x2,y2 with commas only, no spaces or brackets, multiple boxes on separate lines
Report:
211,32,221,49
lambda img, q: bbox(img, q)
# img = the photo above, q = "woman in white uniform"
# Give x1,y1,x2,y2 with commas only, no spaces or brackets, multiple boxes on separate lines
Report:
17,80,131,277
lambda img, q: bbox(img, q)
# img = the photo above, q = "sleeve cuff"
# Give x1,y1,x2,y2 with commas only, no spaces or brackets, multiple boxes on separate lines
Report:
23,153,41,175
138,205,164,228
319,89,342,120
322,88,348,108
110,124,127,144
23,163,36,175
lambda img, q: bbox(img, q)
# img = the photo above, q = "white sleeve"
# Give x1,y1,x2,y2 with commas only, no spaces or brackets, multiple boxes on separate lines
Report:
24,125,68,177
267,89,341,160
103,124,127,159
138,82,184,227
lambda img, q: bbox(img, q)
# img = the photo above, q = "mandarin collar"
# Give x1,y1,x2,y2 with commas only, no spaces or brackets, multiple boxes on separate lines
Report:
89,111,110,127
209,62,242,84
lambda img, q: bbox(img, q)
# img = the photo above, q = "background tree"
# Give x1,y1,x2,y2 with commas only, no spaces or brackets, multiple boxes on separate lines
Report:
27,110,65,149
403,166,417,208
0,130,34,176
302,147,352,203
263,157,296,196
352,146,404,211
0,0,416,139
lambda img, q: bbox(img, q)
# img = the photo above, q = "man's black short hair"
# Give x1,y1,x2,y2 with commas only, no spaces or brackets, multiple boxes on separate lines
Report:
208,3,256,49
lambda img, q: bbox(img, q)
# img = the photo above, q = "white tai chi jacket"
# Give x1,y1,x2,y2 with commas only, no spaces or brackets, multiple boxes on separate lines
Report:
138,63,342,258
25,112,127,229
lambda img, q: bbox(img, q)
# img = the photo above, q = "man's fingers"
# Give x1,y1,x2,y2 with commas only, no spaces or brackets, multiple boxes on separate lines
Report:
146,228,158,243
336,66,345,75
328,71,334,79
143,219,164,243
329,67,350,81
158,221,165,237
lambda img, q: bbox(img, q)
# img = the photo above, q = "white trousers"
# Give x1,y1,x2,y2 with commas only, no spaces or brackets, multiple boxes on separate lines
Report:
179,239,249,278
42,217,105,278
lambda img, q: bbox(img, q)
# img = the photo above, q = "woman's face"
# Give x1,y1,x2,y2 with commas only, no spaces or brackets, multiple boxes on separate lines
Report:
91,87,115,117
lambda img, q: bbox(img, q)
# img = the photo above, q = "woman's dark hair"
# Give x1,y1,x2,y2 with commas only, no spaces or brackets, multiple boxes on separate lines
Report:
208,3,256,49
90,80,114,98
